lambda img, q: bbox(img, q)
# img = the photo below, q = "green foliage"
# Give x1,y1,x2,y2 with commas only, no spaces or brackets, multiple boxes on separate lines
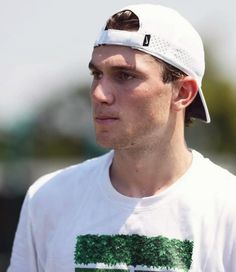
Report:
203,79,236,153
74,234,193,271
186,50,236,158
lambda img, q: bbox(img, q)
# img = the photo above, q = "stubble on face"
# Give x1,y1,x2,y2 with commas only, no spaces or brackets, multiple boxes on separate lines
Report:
90,46,175,151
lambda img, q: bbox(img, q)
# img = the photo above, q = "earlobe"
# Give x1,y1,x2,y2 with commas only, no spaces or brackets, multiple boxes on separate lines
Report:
171,77,198,112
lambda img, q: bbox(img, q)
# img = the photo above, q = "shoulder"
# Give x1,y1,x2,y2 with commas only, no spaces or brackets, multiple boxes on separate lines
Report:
191,150,236,203
192,150,236,182
27,151,114,204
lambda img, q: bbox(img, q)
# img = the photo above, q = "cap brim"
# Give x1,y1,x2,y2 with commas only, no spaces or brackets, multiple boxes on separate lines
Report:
188,88,211,123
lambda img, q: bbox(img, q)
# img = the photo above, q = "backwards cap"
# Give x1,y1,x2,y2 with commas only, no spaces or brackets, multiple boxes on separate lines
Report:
95,4,210,123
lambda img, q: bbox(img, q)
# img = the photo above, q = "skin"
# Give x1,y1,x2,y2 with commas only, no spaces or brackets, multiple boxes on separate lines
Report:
89,45,198,198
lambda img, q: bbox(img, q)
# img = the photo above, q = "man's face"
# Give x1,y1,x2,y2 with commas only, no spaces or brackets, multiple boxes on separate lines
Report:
89,45,175,149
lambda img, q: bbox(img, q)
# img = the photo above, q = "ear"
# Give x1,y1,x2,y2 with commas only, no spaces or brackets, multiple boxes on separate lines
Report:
171,76,199,112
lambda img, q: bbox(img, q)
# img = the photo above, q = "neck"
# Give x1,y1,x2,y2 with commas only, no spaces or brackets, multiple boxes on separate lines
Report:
110,120,192,198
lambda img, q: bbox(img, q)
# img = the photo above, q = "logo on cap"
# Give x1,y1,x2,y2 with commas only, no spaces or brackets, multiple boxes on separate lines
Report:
143,34,151,46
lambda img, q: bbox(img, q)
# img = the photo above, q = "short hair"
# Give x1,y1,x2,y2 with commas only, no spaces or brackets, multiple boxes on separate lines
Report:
105,10,194,126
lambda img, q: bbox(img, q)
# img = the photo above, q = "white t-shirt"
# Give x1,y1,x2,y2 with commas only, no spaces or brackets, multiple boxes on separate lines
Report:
7,150,236,272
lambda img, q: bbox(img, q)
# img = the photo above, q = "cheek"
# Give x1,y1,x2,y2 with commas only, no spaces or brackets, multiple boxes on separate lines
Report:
117,79,173,124
139,88,172,121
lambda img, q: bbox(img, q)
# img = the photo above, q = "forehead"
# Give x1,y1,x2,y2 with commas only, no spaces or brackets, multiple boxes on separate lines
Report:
90,45,158,69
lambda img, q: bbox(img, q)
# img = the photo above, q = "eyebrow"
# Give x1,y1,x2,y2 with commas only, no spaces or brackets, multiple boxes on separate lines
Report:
88,61,136,72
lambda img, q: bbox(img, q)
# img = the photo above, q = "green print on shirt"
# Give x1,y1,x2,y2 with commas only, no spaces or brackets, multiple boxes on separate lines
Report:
74,234,193,272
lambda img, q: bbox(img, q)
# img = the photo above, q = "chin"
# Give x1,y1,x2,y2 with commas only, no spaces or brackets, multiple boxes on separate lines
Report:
95,130,137,150
95,136,114,149
96,136,123,150
96,141,113,149
96,138,136,151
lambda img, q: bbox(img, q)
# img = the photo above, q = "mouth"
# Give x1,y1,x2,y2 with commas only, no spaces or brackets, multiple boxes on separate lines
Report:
94,115,119,125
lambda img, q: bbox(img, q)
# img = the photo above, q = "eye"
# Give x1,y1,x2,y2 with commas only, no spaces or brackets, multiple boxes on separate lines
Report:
116,71,135,81
90,70,102,80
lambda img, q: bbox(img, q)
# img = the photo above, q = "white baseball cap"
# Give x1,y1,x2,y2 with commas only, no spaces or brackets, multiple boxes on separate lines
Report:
94,4,211,123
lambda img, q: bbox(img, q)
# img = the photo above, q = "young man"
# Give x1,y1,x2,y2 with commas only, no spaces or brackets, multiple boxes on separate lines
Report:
8,4,236,272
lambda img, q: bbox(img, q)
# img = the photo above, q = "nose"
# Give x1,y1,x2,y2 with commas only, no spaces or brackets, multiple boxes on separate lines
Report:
91,78,115,105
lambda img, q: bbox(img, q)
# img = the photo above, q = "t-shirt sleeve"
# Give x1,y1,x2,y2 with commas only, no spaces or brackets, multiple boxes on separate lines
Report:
7,191,38,272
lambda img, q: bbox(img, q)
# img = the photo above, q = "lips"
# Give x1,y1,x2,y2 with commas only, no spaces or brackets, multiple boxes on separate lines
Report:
94,114,119,124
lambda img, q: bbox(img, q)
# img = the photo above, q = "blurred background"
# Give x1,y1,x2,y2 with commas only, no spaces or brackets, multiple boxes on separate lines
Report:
0,0,236,270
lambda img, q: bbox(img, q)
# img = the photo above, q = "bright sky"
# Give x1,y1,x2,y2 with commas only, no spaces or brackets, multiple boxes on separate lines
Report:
0,0,236,128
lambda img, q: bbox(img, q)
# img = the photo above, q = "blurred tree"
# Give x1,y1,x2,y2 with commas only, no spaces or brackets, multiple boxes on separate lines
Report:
0,57,235,162
0,48,235,175
186,49,236,158
0,85,105,161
